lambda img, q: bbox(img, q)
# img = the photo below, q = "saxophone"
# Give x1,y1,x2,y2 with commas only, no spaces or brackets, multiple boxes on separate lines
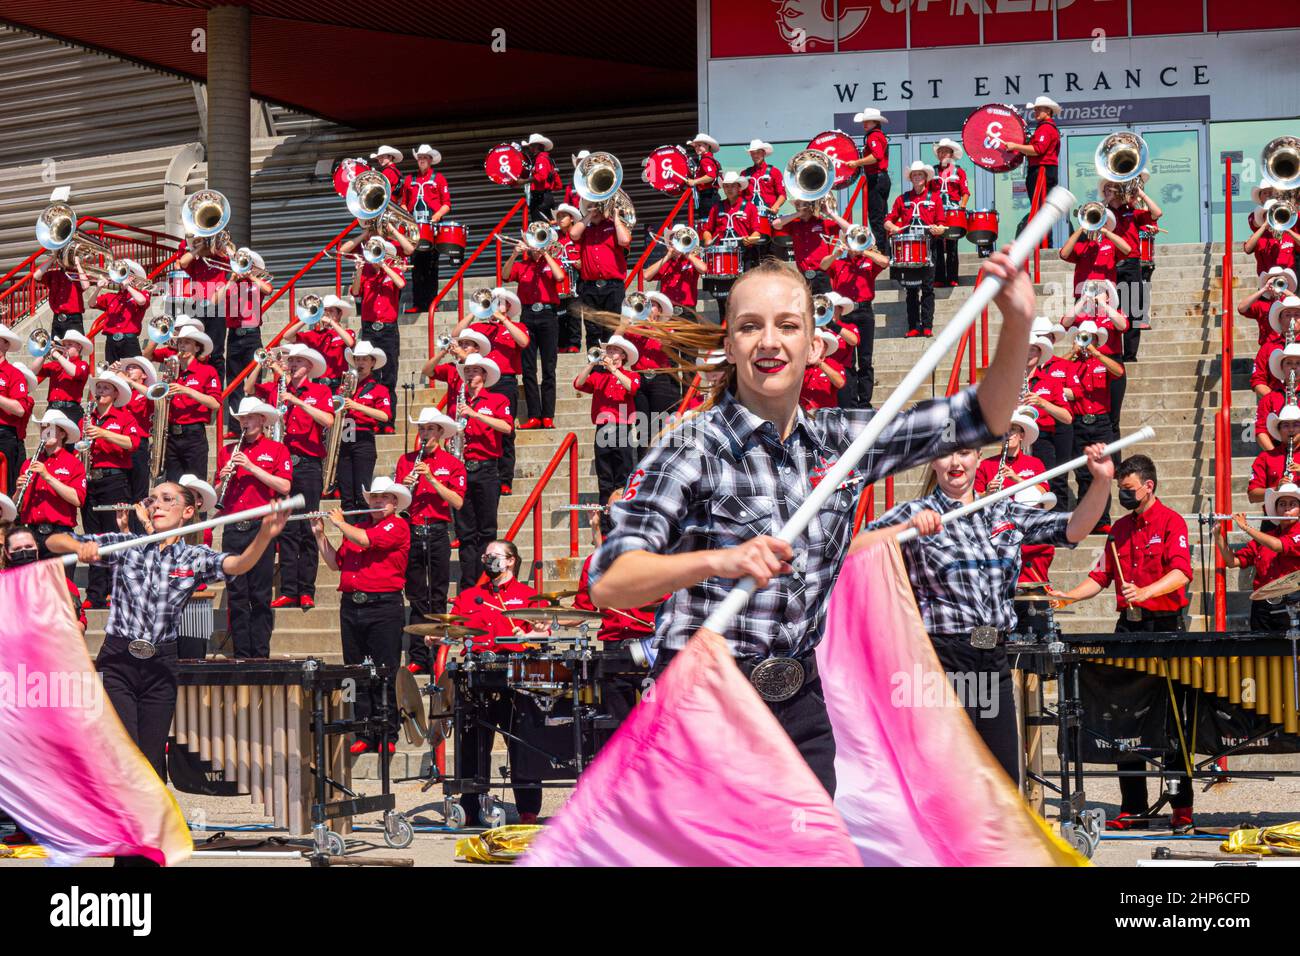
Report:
149,355,179,482
76,397,97,471
322,369,358,494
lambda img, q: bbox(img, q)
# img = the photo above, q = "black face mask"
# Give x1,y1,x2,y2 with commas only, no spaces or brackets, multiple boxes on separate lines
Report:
1118,487,1143,511
484,554,509,576
6,548,38,566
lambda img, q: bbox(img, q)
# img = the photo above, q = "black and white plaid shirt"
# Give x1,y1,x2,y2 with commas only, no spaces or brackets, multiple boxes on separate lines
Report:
588,387,994,658
73,532,229,646
868,491,1073,634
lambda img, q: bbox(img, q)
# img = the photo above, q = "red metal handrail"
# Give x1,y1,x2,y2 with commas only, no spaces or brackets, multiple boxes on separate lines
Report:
1030,171,1048,284
1214,158,1236,629
498,431,580,592
843,175,867,225
626,189,691,291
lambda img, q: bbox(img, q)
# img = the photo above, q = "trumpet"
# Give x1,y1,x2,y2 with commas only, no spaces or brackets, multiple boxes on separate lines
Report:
1264,272,1296,297
182,189,232,238
1095,132,1149,197
436,333,454,351
27,328,69,359
1076,200,1108,233
1075,330,1095,349
467,287,498,320
623,291,649,321
147,314,173,345
254,346,288,368
586,346,607,364
1265,198,1298,235
843,224,874,253
785,149,835,204
295,293,324,325
573,151,623,204
813,294,834,327
1263,136,1300,192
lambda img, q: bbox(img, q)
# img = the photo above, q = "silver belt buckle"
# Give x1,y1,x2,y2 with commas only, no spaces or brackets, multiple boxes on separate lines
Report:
530,302,544,313
970,626,999,650
128,639,157,660
371,322,385,331
749,657,805,703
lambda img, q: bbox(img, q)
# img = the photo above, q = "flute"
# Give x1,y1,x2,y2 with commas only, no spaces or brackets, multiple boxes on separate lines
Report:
288,507,384,523
1190,513,1300,523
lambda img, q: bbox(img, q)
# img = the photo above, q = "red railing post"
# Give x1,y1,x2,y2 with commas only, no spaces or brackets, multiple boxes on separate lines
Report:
497,432,580,593
1030,172,1048,285
568,439,579,557
1215,157,1235,630
625,189,691,290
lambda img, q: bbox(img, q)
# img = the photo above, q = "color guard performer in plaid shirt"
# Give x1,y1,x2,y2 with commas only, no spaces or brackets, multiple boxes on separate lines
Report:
588,254,1040,795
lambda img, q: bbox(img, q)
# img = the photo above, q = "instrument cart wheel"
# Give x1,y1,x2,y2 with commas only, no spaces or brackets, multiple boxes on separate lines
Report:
324,830,346,858
384,811,415,849
479,794,507,829
1083,808,1105,855
444,799,467,830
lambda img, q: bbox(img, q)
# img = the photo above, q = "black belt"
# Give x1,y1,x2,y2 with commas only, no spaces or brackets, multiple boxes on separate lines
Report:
734,652,819,702
0,425,19,437
1080,413,1108,425
344,591,402,605
320,377,341,388
88,467,128,481
586,279,615,289
290,453,322,466
109,333,136,342
932,627,1007,649
105,633,179,660
369,321,393,332
410,522,449,538
528,302,558,313
231,327,261,336
170,421,207,435
465,458,496,473
229,518,263,533
803,269,820,280
34,523,74,536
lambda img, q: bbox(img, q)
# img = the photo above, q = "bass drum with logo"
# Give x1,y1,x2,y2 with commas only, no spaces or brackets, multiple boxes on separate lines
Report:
961,104,1027,174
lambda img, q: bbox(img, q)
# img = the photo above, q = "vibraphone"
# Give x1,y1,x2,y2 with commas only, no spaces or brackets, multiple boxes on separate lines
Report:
171,659,413,855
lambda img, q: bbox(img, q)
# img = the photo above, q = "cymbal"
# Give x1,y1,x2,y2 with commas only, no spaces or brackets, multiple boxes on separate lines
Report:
1252,568,1300,601
423,613,468,624
1014,581,1050,593
1015,594,1061,603
536,589,580,603
507,607,606,623
403,623,488,639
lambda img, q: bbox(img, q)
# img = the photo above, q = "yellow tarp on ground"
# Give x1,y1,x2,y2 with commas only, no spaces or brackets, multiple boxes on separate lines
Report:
0,843,48,860
1222,821,1300,856
455,825,544,863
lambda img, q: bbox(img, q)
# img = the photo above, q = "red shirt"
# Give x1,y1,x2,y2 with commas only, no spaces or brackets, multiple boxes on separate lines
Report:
930,163,969,205
256,380,333,458
862,129,889,172
1031,359,1075,434
86,407,140,470
1237,529,1300,590
94,287,151,336
1250,446,1300,493
358,264,401,324
655,254,700,308
1063,237,1119,289
625,332,671,372
887,190,942,229
216,434,292,512
1253,342,1283,393
463,389,511,460
787,217,839,272
378,164,402,190
575,369,639,425
705,198,760,241
1255,389,1287,441
974,451,1046,494
395,448,467,525
1244,298,1282,348
183,239,228,300
168,359,222,426
124,390,153,437
1109,204,1156,259
576,219,627,281
1062,313,1123,359
695,152,721,195
337,515,410,594
347,377,392,434
741,160,785,213
400,170,450,220
826,255,882,304
1252,233,1297,275
470,320,528,377
1029,119,1060,167
431,362,462,396
1067,355,1114,416
38,357,89,404
1088,499,1191,613
40,267,85,314
292,326,352,380
575,554,658,642
1019,543,1055,586
223,277,264,330
799,364,841,411
529,151,560,191
0,360,33,430
18,448,86,526
508,257,560,306
451,579,543,653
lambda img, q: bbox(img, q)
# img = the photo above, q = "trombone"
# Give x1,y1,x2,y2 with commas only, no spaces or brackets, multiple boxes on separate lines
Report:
843,224,874,252
623,290,649,321
229,247,274,283
147,314,174,345
295,293,324,325
1265,197,1299,235
467,287,498,321
1075,200,1109,234
813,294,834,327
106,259,154,292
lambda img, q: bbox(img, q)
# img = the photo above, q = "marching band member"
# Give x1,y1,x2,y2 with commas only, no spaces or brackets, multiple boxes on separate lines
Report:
253,344,334,611
143,313,202,363
974,406,1046,495
395,408,465,673
684,133,721,223
843,109,891,250
337,341,392,513
702,171,764,301
574,335,640,536
216,397,292,657
774,198,850,297
220,252,274,427
1254,342,1300,452
369,145,404,190
1238,267,1296,348
400,144,452,313
1026,325,1074,512
347,232,411,395
421,328,489,394
1244,205,1300,278
79,369,141,609
116,356,159,504
91,260,152,362
177,233,231,377
623,291,683,443
1214,482,1300,632
589,254,1039,795
1046,456,1194,830
1001,96,1061,237
448,539,546,824
522,132,562,221
741,139,787,240
33,251,91,338
929,138,969,287
284,294,356,389
454,287,528,495
822,293,862,408
163,327,222,483
885,161,946,338
15,410,86,560
1250,297,1300,401
820,233,889,408
1013,485,1060,636
859,443,1112,782
4,521,86,632
799,328,846,412
642,225,706,320
0,326,33,496
504,234,564,430
1063,281,1130,443
1249,404,1300,503
1063,320,1124,530
455,355,511,588
1101,178,1162,358
553,201,584,352
31,329,91,430
1059,209,1130,294
570,197,631,351
314,477,411,755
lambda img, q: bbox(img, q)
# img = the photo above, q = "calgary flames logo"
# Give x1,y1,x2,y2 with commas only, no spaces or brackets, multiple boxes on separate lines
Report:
772,0,870,48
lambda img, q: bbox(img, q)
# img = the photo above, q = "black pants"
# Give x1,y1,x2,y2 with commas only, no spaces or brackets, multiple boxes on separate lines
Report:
576,280,624,350
32,523,75,570
866,171,890,251
164,422,210,484
1037,423,1072,512
223,520,274,658
1116,258,1149,361
1114,612,1192,814
456,459,499,588
340,593,405,745
97,637,179,782
903,268,936,332
0,426,23,496
131,438,151,502
1073,414,1113,526
595,423,637,536
1108,369,1128,447
82,469,132,605
634,373,682,455
1250,600,1295,632
223,328,263,424
846,304,875,407
406,523,451,670
278,456,323,600
360,321,400,394
338,431,377,513
528,188,554,223
51,312,85,338
200,312,226,379
933,236,960,285
103,333,142,364
521,307,559,421
458,689,542,821
1016,165,1059,236
489,376,518,490
410,246,441,312
929,633,1020,784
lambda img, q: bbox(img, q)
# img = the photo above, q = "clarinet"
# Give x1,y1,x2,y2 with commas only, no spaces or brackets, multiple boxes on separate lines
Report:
13,444,46,517
990,374,1033,492
404,439,428,490
452,377,468,460
215,428,248,512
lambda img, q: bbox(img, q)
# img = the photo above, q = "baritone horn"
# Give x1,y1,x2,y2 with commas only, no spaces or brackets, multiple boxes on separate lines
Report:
1263,136,1300,192
785,149,835,204
1095,132,1149,196
844,224,874,252
574,151,623,203
670,225,699,254
346,169,391,222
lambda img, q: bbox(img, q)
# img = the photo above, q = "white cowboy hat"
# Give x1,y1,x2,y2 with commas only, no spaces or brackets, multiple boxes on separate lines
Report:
370,145,403,161
746,139,774,155
604,335,640,367
413,144,443,164
933,137,964,160
491,287,522,320
1028,335,1057,361
281,343,328,380
1014,485,1057,511
553,203,582,221
571,150,590,167
827,291,856,313
364,475,413,512
718,170,750,190
178,473,218,513
688,133,720,151
1031,315,1064,343
1261,267,1298,296
1071,319,1108,349
91,370,132,408
905,161,935,182
173,313,204,331
1269,296,1300,336
118,355,157,385
36,409,79,443
455,329,494,355
0,325,22,349
1265,481,1300,518
1269,342,1300,384
174,327,214,358
703,348,729,368
59,330,93,353
645,291,674,316
231,396,281,426
16,363,38,392
523,133,553,151
409,406,462,439
461,354,500,388
1009,405,1040,448
1253,177,1281,205
853,108,888,124
321,293,354,317
0,493,15,523
1267,403,1300,442
815,329,840,359
1026,96,1062,115
345,340,387,370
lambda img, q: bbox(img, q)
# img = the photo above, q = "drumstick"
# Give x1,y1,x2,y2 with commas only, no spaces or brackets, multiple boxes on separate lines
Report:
1109,540,1130,589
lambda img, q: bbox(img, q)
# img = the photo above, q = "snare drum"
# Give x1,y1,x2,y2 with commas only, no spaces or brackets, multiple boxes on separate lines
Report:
966,208,999,245
434,221,467,259
509,654,573,694
890,230,931,270
1137,228,1156,264
943,205,969,239
705,242,742,279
